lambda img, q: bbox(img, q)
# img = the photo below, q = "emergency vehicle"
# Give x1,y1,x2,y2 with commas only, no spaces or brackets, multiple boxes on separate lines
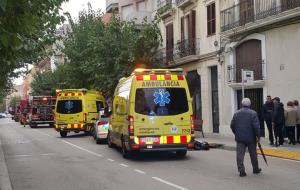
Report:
28,96,56,128
108,68,194,158
54,89,106,137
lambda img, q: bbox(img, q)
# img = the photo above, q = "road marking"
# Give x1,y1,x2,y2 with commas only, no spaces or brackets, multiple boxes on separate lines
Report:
134,169,145,174
152,177,189,190
33,129,53,137
40,153,56,156
120,163,129,167
107,158,114,162
14,154,32,157
61,140,103,157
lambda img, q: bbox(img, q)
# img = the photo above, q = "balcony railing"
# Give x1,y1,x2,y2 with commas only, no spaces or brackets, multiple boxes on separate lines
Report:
221,0,300,32
157,0,173,15
155,38,200,66
227,61,266,83
176,0,195,8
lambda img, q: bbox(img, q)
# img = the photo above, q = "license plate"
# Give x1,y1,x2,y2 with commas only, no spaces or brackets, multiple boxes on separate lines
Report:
140,137,159,143
59,125,67,128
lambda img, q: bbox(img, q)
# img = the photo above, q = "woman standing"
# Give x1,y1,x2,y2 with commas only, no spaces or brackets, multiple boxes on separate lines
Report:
284,101,299,145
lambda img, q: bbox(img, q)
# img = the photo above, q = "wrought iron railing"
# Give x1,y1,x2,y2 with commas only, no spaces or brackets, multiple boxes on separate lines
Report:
157,0,173,15
154,38,200,66
176,0,187,5
221,0,300,32
227,60,266,83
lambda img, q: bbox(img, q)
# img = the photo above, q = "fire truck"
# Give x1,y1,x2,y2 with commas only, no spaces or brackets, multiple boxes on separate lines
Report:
28,96,56,128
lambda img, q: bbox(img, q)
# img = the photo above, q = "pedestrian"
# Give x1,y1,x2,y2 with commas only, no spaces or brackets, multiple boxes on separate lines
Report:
294,100,300,143
262,95,274,145
284,101,299,145
230,98,261,177
272,97,285,146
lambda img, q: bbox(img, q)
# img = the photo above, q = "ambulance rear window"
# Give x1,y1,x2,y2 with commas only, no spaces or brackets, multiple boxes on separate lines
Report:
56,100,82,114
135,88,188,116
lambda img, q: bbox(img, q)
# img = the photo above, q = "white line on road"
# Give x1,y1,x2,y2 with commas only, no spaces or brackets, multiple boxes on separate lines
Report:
120,163,129,167
14,154,32,157
134,169,145,174
40,153,56,156
61,140,103,157
152,177,189,190
107,158,114,162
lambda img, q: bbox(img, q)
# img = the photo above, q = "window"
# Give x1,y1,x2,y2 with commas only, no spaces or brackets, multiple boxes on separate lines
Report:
135,88,189,116
56,100,82,114
207,2,216,36
96,101,104,112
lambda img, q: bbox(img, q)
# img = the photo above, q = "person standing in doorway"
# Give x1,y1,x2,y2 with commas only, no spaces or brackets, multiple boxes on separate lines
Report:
262,95,274,145
231,98,261,177
284,101,298,145
272,97,285,146
294,100,300,143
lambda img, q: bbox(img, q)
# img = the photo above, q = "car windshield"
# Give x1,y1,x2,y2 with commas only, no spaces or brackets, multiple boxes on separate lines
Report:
56,100,82,114
135,88,188,116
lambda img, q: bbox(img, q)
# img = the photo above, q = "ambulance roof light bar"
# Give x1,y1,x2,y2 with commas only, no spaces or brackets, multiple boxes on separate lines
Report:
57,88,88,93
133,68,183,75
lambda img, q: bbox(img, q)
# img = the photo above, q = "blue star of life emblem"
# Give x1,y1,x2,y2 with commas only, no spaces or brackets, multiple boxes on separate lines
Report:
65,101,74,110
153,89,170,106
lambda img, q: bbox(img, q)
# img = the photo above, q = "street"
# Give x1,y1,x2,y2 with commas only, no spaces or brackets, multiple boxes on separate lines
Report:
0,118,299,190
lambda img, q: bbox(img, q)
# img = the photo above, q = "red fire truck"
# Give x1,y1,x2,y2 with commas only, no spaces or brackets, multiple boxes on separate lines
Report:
28,96,56,128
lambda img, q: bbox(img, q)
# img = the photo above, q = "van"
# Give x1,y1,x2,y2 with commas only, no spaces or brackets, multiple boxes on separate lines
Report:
108,68,194,158
54,89,106,137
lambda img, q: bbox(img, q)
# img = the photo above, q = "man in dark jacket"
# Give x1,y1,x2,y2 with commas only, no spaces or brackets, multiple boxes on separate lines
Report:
231,98,261,177
262,95,274,145
272,97,285,146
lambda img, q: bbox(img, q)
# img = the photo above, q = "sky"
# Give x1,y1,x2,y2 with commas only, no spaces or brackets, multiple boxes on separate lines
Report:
14,0,107,86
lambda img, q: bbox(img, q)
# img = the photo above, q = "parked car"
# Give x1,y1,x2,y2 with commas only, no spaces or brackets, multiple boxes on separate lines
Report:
92,116,110,144
0,113,6,118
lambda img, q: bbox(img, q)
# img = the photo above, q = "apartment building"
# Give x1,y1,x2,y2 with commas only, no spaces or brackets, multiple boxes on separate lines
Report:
106,0,155,24
155,0,300,136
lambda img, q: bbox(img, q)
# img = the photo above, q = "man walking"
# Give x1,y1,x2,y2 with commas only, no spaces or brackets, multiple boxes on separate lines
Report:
262,95,274,145
231,98,261,177
294,100,300,143
272,97,285,146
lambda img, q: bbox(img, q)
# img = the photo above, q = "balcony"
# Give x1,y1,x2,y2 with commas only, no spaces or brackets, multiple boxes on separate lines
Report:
227,61,266,88
157,0,174,19
125,11,152,25
106,0,119,13
154,38,200,67
176,0,197,9
221,0,300,36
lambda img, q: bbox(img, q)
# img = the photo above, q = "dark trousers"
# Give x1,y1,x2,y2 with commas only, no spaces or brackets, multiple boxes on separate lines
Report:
274,124,284,145
297,124,300,142
236,142,259,173
265,120,274,143
286,126,296,144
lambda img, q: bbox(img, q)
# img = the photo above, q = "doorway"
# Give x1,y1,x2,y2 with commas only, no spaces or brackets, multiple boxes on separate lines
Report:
211,66,219,133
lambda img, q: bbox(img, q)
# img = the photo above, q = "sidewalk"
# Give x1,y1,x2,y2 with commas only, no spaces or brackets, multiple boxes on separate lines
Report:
195,131,300,161
0,138,13,190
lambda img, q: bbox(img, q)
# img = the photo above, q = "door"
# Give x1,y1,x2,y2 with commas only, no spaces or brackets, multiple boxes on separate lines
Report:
166,23,174,63
211,66,219,133
186,70,202,131
237,88,265,137
239,0,254,25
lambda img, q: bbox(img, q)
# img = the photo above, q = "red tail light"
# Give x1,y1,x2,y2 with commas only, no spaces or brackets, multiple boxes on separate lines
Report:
97,120,108,126
191,115,195,134
128,115,134,136
83,113,87,123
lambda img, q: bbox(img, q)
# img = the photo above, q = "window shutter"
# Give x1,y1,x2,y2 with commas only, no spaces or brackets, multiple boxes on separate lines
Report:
181,17,184,40
191,10,196,40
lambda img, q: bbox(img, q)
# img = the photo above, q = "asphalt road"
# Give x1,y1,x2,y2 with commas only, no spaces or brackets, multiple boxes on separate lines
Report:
1,118,300,190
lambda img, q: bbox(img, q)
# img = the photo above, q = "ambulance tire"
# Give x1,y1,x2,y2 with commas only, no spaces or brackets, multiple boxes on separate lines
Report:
60,131,67,138
30,124,36,128
175,150,187,157
121,138,131,159
107,132,114,148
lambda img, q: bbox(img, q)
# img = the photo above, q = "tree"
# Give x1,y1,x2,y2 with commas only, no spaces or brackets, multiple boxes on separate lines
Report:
62,8,162,96
0,0,66,96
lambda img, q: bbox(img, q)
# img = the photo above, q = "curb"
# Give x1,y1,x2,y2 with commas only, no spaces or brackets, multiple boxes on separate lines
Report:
0,138,13,190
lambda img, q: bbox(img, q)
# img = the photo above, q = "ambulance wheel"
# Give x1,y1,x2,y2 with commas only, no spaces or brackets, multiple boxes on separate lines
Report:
60,131,67,138
175,150,187,157
107,132,114,148
121,139,131,159
30,124,36,128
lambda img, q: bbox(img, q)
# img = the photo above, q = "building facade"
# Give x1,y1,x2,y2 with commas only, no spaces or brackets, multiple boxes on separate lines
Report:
155,0,300,136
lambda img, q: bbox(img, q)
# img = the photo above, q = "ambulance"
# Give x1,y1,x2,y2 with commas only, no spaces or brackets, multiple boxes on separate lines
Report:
54,89,106,137
108,68,195,158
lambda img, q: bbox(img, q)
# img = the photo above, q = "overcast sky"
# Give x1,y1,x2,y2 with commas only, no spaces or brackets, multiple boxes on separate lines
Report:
14,0,107,85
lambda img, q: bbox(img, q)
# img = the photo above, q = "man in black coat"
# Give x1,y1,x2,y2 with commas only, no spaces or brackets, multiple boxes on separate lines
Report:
272,97,285,146
231,98,261,177
262,95,274,145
